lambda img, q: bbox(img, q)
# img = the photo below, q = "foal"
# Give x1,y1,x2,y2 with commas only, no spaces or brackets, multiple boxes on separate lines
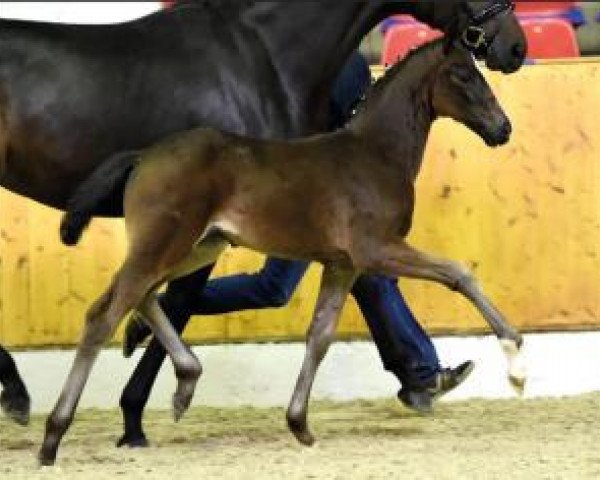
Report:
43,40,522,464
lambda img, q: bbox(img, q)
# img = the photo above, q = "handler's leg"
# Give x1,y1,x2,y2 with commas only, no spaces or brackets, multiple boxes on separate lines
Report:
352,274,473,413
194,257,310,312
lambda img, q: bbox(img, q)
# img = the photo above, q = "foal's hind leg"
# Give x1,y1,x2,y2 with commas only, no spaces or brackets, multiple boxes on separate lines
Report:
136,297,202,421
117,233,229,447
376,241,525,391
287,265,357,446
39,264,154,466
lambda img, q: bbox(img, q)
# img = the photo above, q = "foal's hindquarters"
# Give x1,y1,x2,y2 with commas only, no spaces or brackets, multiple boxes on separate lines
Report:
39,176,227,465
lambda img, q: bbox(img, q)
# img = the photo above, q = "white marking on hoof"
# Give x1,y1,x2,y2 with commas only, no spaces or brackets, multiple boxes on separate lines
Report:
500,339,527,394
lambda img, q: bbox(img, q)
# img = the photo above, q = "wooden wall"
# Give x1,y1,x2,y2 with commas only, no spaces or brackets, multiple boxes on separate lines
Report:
1,59,600,348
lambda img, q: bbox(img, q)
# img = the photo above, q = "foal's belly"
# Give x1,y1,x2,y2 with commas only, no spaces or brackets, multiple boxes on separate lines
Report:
207,212,353,267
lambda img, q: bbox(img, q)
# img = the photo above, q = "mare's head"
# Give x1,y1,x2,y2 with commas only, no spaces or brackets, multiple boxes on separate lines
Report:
455,1,526,73
432,45,511,147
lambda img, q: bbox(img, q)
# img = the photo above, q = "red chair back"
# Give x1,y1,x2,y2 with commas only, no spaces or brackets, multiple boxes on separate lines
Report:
381,24,443,66
516,2,576,16
521,19,580,59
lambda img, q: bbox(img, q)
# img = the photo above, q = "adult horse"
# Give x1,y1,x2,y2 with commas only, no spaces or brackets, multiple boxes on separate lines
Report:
0,0,525,436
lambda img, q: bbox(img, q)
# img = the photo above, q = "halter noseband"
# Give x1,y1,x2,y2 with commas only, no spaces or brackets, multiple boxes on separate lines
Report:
461,0,515,59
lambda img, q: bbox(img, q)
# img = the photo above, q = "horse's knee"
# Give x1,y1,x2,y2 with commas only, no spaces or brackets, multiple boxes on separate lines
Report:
451,266,475,292
83,314,112,347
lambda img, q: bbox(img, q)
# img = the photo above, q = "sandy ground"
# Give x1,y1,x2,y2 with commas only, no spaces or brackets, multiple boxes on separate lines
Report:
0,393,599,480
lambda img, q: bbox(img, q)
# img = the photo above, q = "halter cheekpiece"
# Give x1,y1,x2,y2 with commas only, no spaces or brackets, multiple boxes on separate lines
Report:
461,0,515,58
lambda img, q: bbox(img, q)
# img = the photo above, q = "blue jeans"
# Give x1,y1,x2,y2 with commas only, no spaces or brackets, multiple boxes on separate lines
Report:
186,257,440,386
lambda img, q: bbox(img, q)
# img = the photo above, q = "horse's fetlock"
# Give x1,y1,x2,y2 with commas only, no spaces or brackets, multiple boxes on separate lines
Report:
286,409,306,432
46,411,72,436
175,357,202,381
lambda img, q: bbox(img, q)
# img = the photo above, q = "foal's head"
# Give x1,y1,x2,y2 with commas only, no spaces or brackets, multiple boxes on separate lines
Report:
432,46,511,147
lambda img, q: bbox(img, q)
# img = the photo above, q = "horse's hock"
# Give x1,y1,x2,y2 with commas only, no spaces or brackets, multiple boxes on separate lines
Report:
1,59,600,348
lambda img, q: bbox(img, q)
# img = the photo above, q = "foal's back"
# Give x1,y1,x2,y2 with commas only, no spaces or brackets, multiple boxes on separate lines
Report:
125,127,414,267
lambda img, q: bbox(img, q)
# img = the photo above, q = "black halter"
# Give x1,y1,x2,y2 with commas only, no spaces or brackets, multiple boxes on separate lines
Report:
461,0,515,59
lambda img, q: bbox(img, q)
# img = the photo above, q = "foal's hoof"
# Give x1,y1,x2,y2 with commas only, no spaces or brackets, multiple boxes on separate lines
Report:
500,339,527,395
172,377,198,422
122,314,151,358
37,448,57,467
509,374,526,395
287,417,316,446
172,392,193,422
172,362,201,422
116,433,149,448
291,428,316,446
0,388,31,426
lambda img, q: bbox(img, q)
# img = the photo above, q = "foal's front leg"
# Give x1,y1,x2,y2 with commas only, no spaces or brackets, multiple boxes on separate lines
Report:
376,241,526,391
287,265,357,445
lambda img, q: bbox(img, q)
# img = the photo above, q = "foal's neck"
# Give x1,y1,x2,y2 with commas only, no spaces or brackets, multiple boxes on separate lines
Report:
348,43,445,180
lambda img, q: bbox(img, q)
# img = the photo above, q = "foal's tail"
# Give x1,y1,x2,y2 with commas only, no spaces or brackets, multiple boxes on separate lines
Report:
60,151,139,246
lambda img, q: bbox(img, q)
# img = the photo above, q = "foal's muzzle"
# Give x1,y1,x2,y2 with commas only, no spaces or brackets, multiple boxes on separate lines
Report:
484,118,512,147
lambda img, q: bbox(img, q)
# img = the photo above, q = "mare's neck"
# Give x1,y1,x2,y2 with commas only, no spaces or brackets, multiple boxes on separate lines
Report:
348,43,446,180
242,1,460,131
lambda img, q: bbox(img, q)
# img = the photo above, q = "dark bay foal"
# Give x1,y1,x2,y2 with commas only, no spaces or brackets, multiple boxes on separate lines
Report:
44,40,523,464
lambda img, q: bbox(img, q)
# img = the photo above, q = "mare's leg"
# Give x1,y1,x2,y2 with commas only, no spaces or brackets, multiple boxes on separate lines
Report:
376,241,525,390
118,236,228,447
0,345,30,425
286,265,357,445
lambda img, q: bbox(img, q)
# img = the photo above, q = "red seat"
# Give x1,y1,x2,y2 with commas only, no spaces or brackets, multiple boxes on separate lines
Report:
381,24,443,66
516,2,585,27
521,19,580,59
516,1,576,15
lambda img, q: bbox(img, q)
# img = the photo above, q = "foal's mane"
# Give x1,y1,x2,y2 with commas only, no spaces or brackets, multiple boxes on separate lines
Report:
352,38,447,118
